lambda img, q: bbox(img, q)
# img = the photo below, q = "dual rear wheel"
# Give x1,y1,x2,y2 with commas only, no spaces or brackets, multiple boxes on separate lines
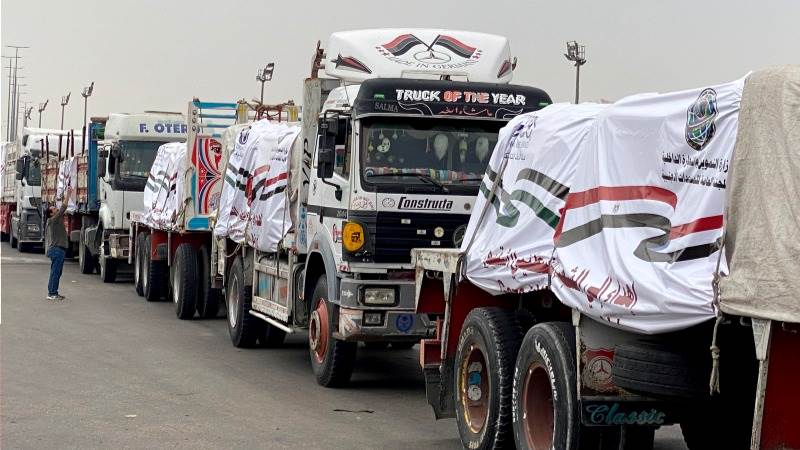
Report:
453,310,654,450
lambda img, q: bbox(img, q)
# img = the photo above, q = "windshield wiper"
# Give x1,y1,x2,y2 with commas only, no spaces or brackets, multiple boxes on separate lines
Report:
457,177,484,182
366,173,449,192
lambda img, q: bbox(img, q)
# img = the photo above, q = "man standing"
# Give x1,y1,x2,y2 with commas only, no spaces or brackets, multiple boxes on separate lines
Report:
46,186,72,300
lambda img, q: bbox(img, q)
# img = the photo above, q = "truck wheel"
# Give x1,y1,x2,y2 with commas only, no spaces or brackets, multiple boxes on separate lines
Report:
513,322,587,450
79,229,95,274
226,257,263,348
99,255,118,283
172,243,198,320
196,245,221,319
612,342,707,399
134,234,145,296
143,235,167,302
0,231,8,242
10,232,17,248
309,275,357,387
454,308,522,450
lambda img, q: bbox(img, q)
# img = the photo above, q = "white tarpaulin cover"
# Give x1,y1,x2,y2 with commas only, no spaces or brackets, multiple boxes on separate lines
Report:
719,66,800,323
463,76,746,334
142,142,186,230
213,120,300,252
56,156,78,212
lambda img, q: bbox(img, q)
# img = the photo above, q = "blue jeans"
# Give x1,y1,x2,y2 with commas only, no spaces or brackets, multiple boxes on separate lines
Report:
47,246,66,296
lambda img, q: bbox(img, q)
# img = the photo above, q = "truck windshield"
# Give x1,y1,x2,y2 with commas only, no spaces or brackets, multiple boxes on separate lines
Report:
360,117,501,194
118,140,163,179
27,158,42,186
111,140,168,191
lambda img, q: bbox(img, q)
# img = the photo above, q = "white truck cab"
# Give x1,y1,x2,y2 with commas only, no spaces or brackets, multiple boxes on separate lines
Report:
92,112,186,280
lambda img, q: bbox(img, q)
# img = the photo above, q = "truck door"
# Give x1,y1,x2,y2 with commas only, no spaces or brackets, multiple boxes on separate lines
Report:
308,117,351,262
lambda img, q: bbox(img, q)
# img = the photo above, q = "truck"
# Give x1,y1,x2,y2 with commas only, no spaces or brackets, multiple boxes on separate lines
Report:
411,66,800,449
43,113,187,281
2,128,73,252
131,28,552,387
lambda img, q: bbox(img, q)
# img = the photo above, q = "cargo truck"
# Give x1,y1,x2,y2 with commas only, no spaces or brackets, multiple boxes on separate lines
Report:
44,113,187,281
131,29,552,387
2,128,73,252
411,66,800,449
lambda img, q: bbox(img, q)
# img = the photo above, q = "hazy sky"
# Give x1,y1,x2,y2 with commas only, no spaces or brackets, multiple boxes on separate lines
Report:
2,0,798,131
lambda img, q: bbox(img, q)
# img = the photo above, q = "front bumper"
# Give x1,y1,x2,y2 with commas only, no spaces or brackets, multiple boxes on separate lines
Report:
336,277,436,341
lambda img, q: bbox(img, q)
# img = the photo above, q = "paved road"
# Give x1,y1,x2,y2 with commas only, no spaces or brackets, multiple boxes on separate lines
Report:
1,243,688,449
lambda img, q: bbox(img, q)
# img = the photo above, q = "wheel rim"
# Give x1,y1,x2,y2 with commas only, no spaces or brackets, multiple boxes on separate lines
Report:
522,362,555,450
142,249,150,292
309,298,329,364
172,260,181,304
460,343,490,434
134,246,140,285
227,274,239,329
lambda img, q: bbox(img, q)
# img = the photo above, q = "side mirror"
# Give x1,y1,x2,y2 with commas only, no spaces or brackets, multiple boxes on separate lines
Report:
107,155,116,176
15,172,23,181
98,157,107,178
15,158,24,177
317,145,334,179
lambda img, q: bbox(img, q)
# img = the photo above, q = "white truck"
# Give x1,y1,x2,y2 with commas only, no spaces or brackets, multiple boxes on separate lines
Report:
411,66,800,450
85,112,186,281
2,128,74,251
131,28,552,387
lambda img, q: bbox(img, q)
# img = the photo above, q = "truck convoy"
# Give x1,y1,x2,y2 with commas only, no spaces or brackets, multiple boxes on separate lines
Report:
44,113,186,281
1,128,74,252
129,29,551,387
412,66,800,449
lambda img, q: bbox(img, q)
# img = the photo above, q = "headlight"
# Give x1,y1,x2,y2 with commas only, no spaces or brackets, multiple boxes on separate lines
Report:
363,287,396,305
342,221,365,253
26,224,40,232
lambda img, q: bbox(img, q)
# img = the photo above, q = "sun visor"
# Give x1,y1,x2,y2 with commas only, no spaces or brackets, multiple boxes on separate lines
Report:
325,29,515,84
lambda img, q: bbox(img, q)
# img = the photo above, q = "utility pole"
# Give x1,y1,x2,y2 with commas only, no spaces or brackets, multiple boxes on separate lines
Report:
22,105,33,129
5,45,29,140
38,99,49,127
60,92,71,130
255,63,275,105
14,84,28,140
564,41,587,104
2,57,12,141
81,82,94,152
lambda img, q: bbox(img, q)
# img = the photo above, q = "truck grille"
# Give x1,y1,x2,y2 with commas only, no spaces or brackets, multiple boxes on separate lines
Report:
372,212,470,263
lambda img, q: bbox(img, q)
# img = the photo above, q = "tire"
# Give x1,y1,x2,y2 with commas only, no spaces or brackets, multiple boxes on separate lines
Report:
309,275,357,388
454,308,523,450
390,341,416,350
226,257,263,348
612,341,708,399
99,254,118,283
513,322,585,450
134,233,145,296
364,341,390,350
196,245,221,319
143,235,167,302
79,228,95,274
172,243,198,320
10,232,17,248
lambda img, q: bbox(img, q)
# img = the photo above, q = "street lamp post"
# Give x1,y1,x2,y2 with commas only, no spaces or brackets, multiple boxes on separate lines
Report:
38,99,48,127
564,41,587,104
255,62,275,105
60,92,71,129
81,82,94,152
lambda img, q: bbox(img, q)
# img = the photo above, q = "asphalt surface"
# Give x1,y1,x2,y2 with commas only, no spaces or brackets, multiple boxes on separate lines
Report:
0,242,689,449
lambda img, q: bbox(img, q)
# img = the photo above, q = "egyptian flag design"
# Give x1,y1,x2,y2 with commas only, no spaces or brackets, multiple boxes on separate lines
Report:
380,34,426,56
432,34,477,58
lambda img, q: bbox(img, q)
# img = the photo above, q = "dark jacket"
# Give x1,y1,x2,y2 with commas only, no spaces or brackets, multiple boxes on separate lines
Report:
46,201,69,251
